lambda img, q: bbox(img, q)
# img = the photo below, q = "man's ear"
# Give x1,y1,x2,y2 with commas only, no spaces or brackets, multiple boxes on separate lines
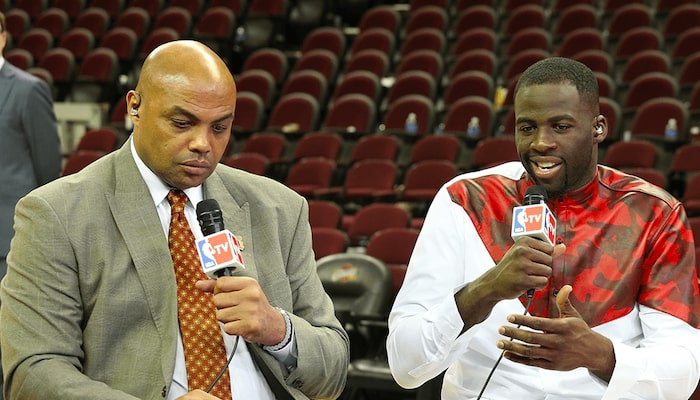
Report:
593,115,608,143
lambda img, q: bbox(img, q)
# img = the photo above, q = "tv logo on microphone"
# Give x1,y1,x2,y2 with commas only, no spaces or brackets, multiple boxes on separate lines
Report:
196,230,245,277
511,204,556,245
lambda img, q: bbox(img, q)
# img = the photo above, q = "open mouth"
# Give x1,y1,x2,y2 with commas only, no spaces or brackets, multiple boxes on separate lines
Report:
530,159,563,179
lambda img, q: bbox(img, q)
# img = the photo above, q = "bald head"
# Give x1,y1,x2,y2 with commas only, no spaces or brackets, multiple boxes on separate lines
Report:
136,40,235,97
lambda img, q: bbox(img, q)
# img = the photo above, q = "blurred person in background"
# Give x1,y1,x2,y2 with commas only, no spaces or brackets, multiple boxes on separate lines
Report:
0,11,62,399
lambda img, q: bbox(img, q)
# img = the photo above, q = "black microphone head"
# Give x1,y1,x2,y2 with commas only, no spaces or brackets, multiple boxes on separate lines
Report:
196,199,225,235
523,185,547,206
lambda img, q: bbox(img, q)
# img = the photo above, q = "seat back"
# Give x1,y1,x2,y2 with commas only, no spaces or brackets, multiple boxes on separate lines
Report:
280,69,328,104
602,140,657,169
365,227,420,300
311,227,349,259
442,96,495,140
266,92,320,133
470,136,519,170
630,97,687,142
75,127,118,153
316,253,392,321
221,153,269,175
346,203,409,246
349,134,399,163
359,5,400,34
332,70,381,104
293,132,342,161
236,68,277,108
409,135,461,164
382,94,435,136
232,92,265,133
62,150,104,176
285,157,336,196
301,26,346,58
240,132,286,162
323,94,377,134
401,160,458,201
242,47,289,85
308,200,343,229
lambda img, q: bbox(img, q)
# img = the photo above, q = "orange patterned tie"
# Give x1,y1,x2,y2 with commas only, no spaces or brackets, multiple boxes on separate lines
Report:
167,190,232,399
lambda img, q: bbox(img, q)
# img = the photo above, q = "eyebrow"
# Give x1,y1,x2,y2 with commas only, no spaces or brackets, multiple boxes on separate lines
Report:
515,114,576,125
170,106,234,124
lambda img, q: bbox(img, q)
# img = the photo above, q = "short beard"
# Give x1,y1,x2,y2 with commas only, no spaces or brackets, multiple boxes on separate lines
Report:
523,159,568,200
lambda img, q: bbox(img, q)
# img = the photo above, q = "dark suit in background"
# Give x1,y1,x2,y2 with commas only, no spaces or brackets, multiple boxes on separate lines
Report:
0,13,62,399
0,60,62,274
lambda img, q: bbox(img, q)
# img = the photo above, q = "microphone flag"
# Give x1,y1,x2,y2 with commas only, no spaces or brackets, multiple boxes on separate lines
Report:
196,230,245,277
511,203,556,245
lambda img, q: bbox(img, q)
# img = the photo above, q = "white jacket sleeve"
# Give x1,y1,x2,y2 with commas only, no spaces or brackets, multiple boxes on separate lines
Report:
387,164,526,389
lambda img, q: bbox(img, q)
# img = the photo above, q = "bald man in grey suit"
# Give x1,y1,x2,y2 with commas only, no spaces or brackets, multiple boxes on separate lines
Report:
0,12,61,400
0,40,348,399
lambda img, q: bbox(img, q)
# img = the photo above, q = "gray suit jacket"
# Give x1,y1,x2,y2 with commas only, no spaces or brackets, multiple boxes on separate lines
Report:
0,61,61,266
0,142,349,399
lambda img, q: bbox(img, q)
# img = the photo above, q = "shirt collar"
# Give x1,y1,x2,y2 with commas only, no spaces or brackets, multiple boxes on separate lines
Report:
129,138,204,208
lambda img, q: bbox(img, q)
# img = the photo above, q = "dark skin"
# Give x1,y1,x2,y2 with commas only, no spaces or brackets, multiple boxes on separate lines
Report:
454,83,615,382
498,285,614,382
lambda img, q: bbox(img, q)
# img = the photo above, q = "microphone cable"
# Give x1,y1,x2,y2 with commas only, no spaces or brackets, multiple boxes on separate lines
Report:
206,335,240,394
475,291,535,400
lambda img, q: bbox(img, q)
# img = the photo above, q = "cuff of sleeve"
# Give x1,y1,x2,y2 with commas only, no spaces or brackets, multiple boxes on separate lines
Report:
599,341,639,400
263,307,294,352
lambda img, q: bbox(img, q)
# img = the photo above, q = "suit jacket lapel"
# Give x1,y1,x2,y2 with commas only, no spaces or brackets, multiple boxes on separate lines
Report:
203,172,257,280
106,143,179,384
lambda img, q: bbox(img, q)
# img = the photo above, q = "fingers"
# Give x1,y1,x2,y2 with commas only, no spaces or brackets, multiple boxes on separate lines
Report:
552,243,566,258
177,389,221,399
499,237,556,294
504,238,566,295
497,327,554,368
195,276,257,294
195,279,216,293
196,277,283,344
555,284,582,319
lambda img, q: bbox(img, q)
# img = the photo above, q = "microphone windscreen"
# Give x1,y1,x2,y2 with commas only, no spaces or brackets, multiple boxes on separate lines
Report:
197,199,224,236
524,185,547,205
196,199,221,215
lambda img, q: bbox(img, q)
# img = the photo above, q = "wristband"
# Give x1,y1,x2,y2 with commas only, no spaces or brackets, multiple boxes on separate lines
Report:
263,307,293,352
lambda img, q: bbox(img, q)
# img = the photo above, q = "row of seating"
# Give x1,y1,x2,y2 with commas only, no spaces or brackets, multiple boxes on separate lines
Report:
2,0,305,53
229,72,700,145
224,130,517,177
226,0,700,142
7,0,700,145
65,124,700,205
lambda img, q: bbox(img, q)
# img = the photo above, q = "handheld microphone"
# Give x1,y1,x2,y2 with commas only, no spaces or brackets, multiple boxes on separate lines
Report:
195,199,245,278
476,186,558,400
511,186,556,246
511,185,556,298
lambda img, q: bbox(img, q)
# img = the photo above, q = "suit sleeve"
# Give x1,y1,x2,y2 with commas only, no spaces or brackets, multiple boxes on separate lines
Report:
280,196,350,399
22,78,61,184
0,193,141,400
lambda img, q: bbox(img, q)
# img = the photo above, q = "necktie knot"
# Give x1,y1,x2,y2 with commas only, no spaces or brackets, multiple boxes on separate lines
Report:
167,190,188,215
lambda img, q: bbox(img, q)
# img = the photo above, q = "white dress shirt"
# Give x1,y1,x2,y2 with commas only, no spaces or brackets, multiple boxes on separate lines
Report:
130,140,296,399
